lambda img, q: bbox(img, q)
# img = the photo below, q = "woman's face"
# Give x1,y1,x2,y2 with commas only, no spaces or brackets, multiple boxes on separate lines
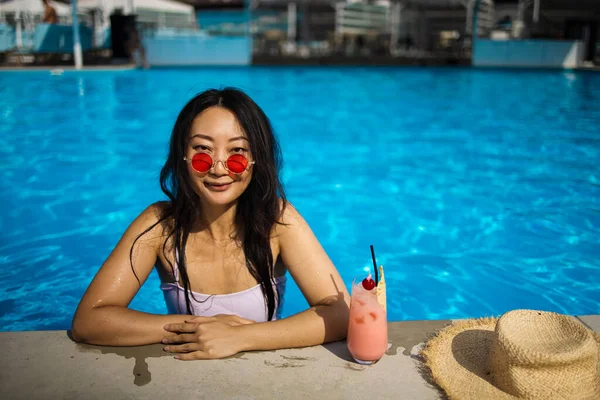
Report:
185,106,254,208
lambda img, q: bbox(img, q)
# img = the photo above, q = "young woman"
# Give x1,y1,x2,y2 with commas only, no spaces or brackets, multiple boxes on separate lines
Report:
72,88,350,360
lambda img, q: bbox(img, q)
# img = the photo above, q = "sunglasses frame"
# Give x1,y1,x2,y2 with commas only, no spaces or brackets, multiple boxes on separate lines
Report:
183,153,255,175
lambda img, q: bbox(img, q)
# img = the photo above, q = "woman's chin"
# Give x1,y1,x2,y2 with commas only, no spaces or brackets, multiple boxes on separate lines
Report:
198,190,241,207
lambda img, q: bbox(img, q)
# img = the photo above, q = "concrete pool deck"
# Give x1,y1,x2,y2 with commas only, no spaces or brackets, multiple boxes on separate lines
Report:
1,314,598,399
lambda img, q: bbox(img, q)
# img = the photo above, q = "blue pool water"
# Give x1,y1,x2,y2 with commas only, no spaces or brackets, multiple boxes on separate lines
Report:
0,67,599,331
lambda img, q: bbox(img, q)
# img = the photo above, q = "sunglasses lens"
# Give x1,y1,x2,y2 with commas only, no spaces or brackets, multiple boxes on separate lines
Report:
191,153,212,173
227,154,248,174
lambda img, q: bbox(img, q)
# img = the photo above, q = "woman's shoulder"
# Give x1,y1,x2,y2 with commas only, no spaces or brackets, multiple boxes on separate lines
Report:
274,199,307,233
137,201,169,224
126,201,171,242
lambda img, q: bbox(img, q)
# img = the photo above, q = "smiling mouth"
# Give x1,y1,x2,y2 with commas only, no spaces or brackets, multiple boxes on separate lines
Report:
204,182,232,191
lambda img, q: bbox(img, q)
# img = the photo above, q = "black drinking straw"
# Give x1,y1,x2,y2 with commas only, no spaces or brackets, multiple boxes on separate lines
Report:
370,245,378,285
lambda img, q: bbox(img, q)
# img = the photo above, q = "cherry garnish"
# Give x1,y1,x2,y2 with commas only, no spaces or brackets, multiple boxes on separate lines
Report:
362,277,376,290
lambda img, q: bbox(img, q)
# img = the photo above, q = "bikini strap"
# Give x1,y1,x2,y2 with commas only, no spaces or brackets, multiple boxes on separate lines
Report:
172,247,181,281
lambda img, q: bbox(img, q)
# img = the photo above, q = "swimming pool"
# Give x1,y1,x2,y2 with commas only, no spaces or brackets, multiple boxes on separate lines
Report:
0,67,599,331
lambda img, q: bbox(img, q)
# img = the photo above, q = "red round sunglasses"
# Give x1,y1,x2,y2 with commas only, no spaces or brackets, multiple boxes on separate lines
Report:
183,153,255,175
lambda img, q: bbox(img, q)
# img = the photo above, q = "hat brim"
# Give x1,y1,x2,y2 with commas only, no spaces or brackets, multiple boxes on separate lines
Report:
420,316,600,400
421,317,517,400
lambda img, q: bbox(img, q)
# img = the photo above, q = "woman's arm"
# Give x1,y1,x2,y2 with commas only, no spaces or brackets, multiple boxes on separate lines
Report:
163,203,350,359
239,204,350,350
71,203,188,346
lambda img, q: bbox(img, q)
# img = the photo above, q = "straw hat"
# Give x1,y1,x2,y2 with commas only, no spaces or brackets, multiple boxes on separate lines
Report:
421,309,600,399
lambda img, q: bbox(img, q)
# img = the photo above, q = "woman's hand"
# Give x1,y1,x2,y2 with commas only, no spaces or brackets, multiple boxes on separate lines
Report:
162,314,255,360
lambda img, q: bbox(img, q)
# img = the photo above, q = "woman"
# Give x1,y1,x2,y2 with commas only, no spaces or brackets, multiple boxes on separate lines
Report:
71,88,350,360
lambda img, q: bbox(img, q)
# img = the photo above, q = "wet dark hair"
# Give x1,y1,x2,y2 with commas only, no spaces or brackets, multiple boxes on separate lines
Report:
131,88,286,320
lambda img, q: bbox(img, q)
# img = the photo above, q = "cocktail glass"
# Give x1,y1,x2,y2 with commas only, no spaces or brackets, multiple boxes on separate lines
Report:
346,277,388,365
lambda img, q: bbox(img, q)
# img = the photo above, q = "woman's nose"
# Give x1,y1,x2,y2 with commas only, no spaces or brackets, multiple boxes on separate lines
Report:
210,159,228,175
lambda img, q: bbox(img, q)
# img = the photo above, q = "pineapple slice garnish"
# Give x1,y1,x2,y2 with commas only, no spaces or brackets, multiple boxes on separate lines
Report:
376,265,386,312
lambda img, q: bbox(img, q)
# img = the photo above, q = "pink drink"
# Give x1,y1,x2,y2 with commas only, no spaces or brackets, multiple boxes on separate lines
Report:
347,280,388,364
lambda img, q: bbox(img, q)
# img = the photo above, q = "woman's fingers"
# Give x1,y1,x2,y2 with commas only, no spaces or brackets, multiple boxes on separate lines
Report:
164,342,198,353
163,323,198,333
162,333,197,344
174,351,210,361
163,320,243,360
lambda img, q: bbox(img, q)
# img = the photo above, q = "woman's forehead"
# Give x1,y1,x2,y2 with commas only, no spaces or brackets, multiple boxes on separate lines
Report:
189,107,247,141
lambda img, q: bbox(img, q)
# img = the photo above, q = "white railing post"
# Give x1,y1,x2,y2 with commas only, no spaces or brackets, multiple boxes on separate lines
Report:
533,0,540,23
390,1,402,55
72,0,83,69
287,2,296,43
16,10,23,49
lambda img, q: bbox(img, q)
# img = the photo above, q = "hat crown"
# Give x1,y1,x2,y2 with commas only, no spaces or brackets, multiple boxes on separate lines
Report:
489,310,600,399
